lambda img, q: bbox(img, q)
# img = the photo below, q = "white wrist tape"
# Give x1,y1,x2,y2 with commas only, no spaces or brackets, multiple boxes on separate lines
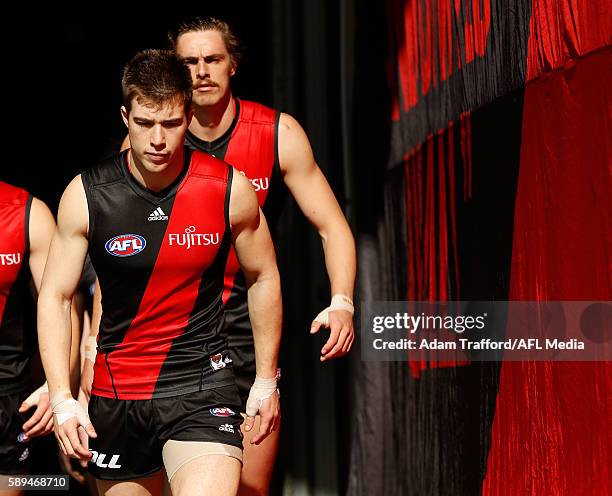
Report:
245,375,279,417
51,394,91,427
314,294,354,325
84,336,97,362
23,383,49,407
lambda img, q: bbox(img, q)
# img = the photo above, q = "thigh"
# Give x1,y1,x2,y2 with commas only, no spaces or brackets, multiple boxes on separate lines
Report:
88,395,163,481
238,415,280,496
0,473,23,496
169,454,241,496
96,471,163,496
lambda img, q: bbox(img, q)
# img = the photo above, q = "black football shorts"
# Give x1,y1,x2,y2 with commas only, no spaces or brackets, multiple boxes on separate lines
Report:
88,385,244,480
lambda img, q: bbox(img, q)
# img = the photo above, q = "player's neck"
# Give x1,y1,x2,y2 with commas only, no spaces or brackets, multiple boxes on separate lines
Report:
128,147,186,192
189,93,236,142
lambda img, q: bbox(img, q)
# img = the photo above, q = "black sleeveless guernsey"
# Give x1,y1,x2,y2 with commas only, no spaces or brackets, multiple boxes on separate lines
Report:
82,150,236,400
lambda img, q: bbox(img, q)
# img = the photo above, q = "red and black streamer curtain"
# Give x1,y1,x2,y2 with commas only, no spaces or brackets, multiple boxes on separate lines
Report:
349,1,611,494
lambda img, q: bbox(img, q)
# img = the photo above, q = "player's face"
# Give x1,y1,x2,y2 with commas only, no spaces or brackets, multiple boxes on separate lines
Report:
121,97,190,173
175,30,236,108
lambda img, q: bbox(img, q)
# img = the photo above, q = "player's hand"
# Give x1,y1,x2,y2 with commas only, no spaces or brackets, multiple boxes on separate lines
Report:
245,389,280,445
310,295,355,361
244,375,280,444
51,394,97,461
311,309,355,361
19,383,53,439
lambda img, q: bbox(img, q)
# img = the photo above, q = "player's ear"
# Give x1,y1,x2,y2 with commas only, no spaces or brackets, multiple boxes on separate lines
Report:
230,62,237,77
120,106,129,128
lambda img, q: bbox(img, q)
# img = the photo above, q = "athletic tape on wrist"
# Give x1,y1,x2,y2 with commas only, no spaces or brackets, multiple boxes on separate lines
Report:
50,391,73,410
84,335,97,362
51,397,91,427
245,374,279,417
23,382,49,407
314,294,354,325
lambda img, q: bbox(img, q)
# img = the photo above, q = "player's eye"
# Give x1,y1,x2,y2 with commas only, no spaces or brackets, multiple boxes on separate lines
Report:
134,120,153,128
163,121,183,128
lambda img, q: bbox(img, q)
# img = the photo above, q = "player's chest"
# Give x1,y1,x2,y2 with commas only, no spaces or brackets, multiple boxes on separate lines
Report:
92,186,226,273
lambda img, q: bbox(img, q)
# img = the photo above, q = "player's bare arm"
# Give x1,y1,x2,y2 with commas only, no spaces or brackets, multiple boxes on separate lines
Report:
37,176,96,460
17,199,57,439
230,170,281,444
278,112,357,360
19,199,82,440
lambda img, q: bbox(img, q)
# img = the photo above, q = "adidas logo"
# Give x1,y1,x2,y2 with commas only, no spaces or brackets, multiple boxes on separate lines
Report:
148,207,168,222
218,423,235,434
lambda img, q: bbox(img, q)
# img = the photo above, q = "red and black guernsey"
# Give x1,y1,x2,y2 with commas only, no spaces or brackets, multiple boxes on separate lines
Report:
186,99,286,348
0,182,34,396
82,149,235,400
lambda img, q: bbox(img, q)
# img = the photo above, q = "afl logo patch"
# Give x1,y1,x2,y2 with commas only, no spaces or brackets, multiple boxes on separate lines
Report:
210,407,236,417
105,234,146,257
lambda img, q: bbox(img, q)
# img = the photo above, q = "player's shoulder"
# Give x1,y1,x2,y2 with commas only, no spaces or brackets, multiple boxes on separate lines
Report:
277,112,312,169
56,174,88,231
237,98,277,124
229,165,258,205
278,112,303,134
228,167,259,226
189,149,232,182
277,112,311,157
230,165,255,193
28,196,55,229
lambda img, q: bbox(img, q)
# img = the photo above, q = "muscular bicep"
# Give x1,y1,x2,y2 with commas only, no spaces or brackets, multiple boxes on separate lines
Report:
229,171,277,284
278,113,347,236
40,176,90,301
28,198,56,292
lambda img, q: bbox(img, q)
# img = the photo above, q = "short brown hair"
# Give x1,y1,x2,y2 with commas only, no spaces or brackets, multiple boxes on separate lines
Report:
122,49,192,113
168,17,242,67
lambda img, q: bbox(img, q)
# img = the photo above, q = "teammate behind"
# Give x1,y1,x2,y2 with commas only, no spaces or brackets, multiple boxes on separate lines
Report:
170,17,357,495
